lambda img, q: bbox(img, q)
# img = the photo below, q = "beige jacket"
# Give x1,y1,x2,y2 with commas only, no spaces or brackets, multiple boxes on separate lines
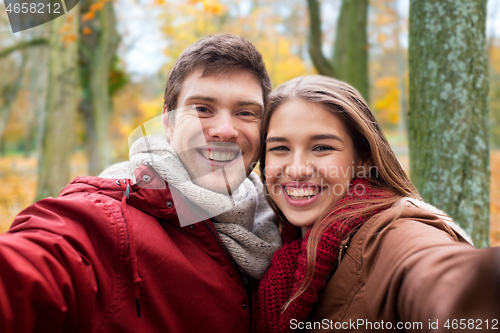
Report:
305,199,500,332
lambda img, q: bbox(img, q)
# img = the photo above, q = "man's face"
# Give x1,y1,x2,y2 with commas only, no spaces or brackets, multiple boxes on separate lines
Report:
163,68,263,193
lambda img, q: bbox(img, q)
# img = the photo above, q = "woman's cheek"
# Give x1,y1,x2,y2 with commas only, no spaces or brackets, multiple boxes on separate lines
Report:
264,162,282,198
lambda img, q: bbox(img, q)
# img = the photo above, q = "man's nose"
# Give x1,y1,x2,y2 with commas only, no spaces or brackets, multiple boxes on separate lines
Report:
206,111,239,142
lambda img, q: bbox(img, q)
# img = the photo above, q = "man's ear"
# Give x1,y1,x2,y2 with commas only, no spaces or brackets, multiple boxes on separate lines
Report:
162,106,174,142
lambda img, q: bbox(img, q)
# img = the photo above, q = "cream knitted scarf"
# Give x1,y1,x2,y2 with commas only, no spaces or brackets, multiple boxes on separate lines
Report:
100,136,282,281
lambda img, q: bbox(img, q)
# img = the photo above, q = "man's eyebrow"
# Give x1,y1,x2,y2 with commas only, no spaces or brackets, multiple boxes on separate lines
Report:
311,134,344,143
266,136,287,143
184,95,263,109
236,100,264,109
184,94,217,103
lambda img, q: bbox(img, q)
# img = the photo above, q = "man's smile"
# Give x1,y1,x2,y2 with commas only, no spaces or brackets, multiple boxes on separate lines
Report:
197,148,240,162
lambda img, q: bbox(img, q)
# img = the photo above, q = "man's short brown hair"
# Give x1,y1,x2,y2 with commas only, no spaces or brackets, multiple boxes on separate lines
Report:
164,34,272,112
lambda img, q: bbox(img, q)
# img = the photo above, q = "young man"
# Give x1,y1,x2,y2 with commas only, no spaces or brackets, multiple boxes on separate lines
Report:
0,34,281,333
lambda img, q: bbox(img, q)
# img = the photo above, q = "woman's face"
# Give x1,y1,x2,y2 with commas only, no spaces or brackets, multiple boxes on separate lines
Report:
265,99,361,234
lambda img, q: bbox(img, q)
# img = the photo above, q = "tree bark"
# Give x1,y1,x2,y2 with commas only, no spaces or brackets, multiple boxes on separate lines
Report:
36,9,79,200
332,0,369,102
409,0,489,247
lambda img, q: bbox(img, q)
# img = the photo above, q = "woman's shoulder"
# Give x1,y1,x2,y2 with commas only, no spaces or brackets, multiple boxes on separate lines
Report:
342,197,474,267
389,197,473,244
354,197,471,246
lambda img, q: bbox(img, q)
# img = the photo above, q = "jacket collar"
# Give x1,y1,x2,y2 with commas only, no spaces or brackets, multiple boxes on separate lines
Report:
60,164,196,224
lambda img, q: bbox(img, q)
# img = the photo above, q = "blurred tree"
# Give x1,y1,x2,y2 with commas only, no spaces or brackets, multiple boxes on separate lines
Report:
0,51,27,146
368,0,409,134
392,0,407,138
409,0,489,247
159,0,308,89
79,0,122,175
0,33,48,150
307,0,369,101
36,10,80,200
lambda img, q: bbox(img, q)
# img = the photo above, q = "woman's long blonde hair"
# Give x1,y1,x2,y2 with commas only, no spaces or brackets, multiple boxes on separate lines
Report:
259,76,420,309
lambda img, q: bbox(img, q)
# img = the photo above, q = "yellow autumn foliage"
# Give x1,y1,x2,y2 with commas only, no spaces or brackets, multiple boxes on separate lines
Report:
159,0,308,90
490,44,500,74
373,76,399,126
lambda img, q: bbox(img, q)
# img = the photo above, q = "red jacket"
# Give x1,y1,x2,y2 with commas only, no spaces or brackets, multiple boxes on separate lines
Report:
0,164,251,333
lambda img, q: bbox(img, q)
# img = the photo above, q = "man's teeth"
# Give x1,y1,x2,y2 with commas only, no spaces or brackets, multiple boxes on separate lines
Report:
201,150,238,162
285,188,319,199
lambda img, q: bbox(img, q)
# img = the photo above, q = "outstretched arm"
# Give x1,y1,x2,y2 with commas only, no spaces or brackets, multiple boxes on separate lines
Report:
0,194,120,333
366,219,500,330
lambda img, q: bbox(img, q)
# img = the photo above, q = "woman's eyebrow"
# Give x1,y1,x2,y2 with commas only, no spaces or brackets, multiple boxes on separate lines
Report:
311,134,344,143
266,136,287,143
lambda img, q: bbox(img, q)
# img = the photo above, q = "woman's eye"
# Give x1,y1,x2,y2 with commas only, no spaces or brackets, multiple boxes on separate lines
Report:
313,145,334,151
268,146,289,152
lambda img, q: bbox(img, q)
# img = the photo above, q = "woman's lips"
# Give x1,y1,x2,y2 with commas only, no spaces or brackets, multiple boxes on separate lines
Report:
280,183,324,207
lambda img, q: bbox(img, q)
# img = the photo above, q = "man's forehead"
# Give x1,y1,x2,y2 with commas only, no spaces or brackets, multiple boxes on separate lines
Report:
179,69,264,106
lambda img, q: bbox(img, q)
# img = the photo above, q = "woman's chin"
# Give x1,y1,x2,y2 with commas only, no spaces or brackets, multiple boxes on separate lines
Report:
284,214,316,231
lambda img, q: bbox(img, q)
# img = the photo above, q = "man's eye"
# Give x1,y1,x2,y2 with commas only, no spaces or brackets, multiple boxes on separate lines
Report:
196,106,210,113
313,145,334,151
239,111,254,117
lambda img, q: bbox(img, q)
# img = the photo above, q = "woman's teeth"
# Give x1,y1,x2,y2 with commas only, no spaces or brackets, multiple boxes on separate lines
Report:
200,150,238,162
285,187,319,200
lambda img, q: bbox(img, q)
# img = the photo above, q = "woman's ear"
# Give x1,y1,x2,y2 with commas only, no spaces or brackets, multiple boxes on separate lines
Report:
355,158,371,179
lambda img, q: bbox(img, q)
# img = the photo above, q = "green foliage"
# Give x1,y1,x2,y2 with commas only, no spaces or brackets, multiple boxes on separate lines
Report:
109,56,129,96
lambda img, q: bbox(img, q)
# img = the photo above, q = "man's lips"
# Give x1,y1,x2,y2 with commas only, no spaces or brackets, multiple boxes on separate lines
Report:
196,148,240,162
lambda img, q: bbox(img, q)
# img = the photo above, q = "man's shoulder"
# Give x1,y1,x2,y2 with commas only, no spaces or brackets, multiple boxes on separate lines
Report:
99,161,134,180
9,176,131,238
58,175,129,201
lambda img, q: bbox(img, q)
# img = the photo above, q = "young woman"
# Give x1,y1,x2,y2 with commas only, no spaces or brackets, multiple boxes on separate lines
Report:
257,76,500,332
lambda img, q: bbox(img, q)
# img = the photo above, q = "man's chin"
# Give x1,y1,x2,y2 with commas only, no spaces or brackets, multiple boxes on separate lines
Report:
192,172,246,194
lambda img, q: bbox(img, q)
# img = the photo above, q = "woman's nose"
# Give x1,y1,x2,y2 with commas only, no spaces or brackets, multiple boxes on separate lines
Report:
285,155,314,180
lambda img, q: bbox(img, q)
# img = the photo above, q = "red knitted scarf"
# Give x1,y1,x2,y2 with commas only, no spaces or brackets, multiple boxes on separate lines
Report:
257,178,394,333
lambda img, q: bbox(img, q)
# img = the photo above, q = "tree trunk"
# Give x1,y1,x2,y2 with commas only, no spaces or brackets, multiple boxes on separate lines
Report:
332,0,369,102
0,51,27,144
307,0,369,102
80,0,120,175
36,9,79,200
306,0,336,78
409,0,489,247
